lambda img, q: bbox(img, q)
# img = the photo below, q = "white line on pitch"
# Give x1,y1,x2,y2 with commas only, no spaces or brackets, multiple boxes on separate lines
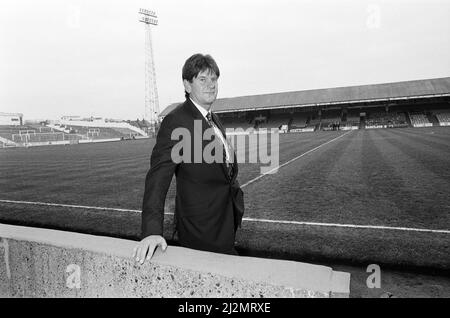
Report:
0,199,168,214
1,199,449,234
243,217,450,234
241,131,353,188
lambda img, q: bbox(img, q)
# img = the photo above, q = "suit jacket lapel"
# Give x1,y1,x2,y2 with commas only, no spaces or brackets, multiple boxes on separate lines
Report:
184,99,209,136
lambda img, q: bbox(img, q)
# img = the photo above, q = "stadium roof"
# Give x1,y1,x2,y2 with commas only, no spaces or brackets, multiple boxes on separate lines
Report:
160,77,450,116
0,112,23,117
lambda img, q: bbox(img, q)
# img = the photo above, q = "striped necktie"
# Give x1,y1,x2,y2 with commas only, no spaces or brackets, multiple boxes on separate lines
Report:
206,112,233,178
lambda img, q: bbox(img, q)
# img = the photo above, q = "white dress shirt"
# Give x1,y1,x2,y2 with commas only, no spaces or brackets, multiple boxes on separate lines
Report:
190,98,231,162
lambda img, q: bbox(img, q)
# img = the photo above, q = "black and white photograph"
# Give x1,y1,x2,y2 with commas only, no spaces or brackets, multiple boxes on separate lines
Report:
0,0,449,302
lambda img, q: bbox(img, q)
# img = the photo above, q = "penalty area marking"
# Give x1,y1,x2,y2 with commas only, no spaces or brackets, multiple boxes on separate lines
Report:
241,130,353,188
1,199,449,234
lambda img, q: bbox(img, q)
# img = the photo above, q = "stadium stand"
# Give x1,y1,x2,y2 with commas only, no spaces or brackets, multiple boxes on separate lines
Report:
424,112,440,126
256,113,291,130
435,111,450,126
290,112,309,129
340,115,360,130
0,121,147,146
66,125,134,139
127,119,151,133
27,125,55,133
346,115,361,126
161,77,450,133
216,109,413,132
389,112,408,128
343,109,362,129
110,127,141,138
13,132,67,143
0,125,35,141
1,125,85,146
128,120,143,129
0,136,16,147
365,112,386,128
365,112,408,129
409,112,432,127
307,118,321,131
320,109,342,130
219,115,254,130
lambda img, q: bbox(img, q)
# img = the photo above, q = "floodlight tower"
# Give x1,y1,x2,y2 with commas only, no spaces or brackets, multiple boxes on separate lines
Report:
138,8,159,134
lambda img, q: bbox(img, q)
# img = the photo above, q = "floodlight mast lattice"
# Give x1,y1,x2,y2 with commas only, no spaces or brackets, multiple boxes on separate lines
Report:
138,8,159,135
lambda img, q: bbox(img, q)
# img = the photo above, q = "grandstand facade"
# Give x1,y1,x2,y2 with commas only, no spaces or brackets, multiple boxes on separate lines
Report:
160,77,450,131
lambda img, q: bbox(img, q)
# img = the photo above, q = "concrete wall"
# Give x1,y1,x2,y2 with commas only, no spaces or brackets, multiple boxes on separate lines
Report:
0,223,350,298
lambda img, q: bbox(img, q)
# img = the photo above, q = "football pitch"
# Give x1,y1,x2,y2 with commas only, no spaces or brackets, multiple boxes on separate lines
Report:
0,127,449,272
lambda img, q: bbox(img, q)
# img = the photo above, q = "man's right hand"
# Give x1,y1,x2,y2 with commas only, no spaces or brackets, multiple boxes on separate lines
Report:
132,235,167,264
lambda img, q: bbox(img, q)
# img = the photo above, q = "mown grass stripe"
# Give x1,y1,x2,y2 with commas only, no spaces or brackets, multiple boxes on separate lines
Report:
241,131,353,188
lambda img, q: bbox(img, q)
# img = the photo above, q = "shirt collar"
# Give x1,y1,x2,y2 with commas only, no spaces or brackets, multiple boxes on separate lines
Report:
190,98,211,120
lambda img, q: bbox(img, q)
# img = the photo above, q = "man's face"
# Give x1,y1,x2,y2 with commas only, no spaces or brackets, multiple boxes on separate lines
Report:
184,69,218,110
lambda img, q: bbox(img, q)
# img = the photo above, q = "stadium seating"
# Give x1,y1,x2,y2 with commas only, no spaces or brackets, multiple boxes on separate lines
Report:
13,132,61,143
320,110,342,130
219,112,326,132
127,120,151,134
1,122,142,145
66,125,137,140
366,112,408,128
307,118,321,130
435,112,450,126
128,120,144,129
0,136,17,147
0,125,36,141
110,127,140,138
389,113,408,127
0,125,76,145
220,116,254,130
346,115,360,125
409,112,432,127
12,132,82,143
290,112,309,129
219,113,316,131
256,113,291,130
340,114,360,130
27,125,54,133
366,112,386,128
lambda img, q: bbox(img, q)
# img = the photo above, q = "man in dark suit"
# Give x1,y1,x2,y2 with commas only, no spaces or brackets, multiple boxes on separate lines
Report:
133,54,244,264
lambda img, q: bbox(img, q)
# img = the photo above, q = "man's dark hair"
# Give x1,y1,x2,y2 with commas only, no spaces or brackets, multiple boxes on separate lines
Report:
182,54,220,99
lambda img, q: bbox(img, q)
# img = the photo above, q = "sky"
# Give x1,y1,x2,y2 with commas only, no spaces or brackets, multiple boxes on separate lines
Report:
0,0,449,120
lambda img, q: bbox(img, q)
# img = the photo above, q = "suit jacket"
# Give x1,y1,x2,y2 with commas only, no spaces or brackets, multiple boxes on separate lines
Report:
142,98,245,254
